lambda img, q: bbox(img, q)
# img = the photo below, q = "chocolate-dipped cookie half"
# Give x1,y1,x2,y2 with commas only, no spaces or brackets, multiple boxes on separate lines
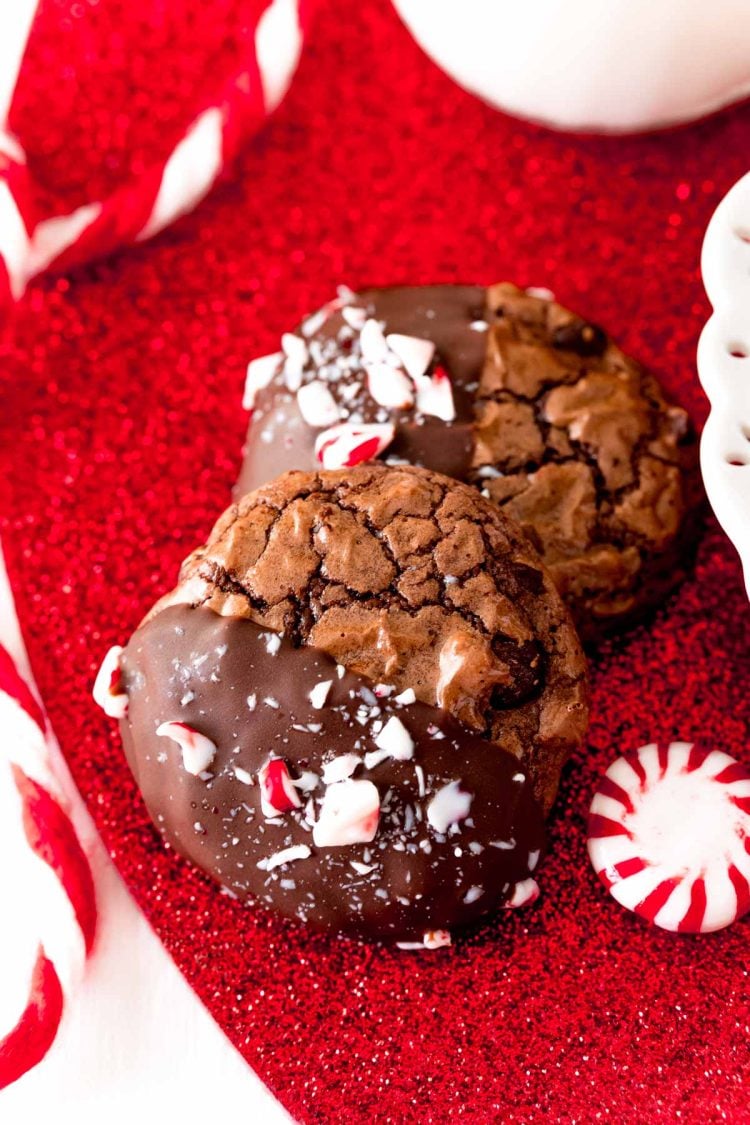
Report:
95,464,589,944
237,284,701,643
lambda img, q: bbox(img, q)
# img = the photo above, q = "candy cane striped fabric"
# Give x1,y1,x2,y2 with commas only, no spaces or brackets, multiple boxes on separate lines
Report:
0,0,309,311
0,643,96,1090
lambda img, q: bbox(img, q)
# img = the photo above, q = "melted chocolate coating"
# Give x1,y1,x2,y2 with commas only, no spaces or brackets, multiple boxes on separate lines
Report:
121,604,544,942
238,285,484,492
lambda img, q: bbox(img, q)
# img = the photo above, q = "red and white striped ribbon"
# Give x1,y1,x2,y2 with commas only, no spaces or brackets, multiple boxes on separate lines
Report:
0,644,96,1090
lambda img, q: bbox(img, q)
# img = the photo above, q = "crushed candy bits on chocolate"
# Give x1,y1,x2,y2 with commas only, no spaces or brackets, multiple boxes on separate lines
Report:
155,721,217,776
427,781,473,834
312,779,381,847
93,645,128,718
258,757,303,818
385,333,435,381
257,844,312,872
503,878,541,909
297,381,341,428
242,352,283,410
314,422,396,469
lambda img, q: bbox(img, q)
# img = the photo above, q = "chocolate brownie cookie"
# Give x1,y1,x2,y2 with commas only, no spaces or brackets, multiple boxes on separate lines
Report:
237,284,701,642
97,464,588,943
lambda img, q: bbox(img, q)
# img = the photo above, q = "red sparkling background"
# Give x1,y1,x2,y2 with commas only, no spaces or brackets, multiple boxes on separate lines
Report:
2,2,750,1121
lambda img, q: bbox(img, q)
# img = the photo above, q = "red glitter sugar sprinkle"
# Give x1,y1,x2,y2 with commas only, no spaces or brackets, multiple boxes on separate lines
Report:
1,0,750,1121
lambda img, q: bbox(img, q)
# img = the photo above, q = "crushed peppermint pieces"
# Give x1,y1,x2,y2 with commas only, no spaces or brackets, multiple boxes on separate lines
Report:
503,878,540,910
322,754,362,785
156,720,217,776
385,333,435,381
297,381,341,427
375,715,414,757
242,352,283,410
312,779,380,847
93,645,129,719
258,757,303,818
315,422,396,469
308,680,333,709
396,929,452,951
257,844,312,872
427,781,473,834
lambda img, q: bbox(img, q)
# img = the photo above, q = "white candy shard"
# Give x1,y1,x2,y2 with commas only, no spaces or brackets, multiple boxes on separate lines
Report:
378,716,414,757
395,929,451,951
312,779,380,847
526,286,555,301
350,861,376,876
341,305,367,329
156,721,217,776
301,308,327,337
258,844,312,871
394,688,416,705
308,680,333,709
258,757,303,817
366,363,414,409
463,886,485,905
386,333,435,381
243,351,283,410
93,645,128,719
423,930,452,950
292,770,320,792
427,781,473,834
588,741,750,934
414,365,455,422
359,318,390,363
322,754,361,785
262,632,281,656
503,878,541,910
281,332,308,372
314,422,395,469
234,767,254,785
297,381,341,427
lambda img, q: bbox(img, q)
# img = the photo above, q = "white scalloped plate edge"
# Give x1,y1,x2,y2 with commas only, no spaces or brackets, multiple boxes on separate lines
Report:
698,172,750,600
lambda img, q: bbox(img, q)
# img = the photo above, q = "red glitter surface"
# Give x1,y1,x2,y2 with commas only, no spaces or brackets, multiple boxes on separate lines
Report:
1,2,750,1121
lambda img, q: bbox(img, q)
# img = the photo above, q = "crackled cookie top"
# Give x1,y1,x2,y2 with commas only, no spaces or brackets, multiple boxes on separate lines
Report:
237,284,700,641
159,463,589,811
108,465,588,942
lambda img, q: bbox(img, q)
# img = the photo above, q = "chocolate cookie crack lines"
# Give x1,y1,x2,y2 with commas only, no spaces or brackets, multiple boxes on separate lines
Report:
238,284,700,642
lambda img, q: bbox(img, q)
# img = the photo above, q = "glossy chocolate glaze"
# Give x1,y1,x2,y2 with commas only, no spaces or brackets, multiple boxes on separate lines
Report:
120,604,544,942
237,285,485,495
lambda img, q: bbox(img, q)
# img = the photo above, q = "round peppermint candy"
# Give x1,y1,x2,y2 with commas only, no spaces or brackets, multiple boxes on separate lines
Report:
588,741,750,934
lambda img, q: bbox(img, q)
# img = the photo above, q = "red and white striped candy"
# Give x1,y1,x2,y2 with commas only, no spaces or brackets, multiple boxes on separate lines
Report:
413,363,456,422
92,645,128,719
314,422,395,469
258,757,303,818
312,779,380,847
588,741,750,934
156,721,217,776
503,878,540,910
0,642,96,1091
